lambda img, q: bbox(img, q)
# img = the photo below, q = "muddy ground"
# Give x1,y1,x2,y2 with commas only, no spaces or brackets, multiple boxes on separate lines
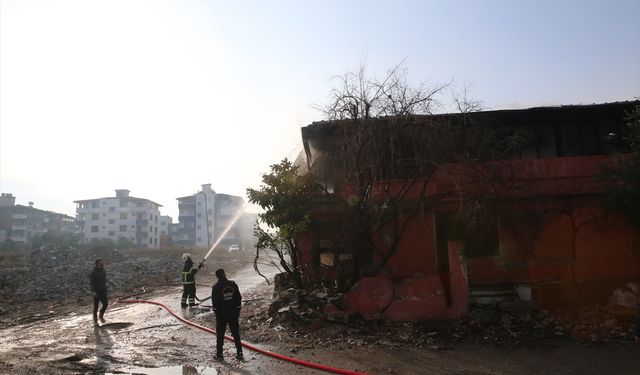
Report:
0,259,639,374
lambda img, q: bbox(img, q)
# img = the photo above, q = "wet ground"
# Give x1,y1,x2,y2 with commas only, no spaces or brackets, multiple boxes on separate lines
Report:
0,263,639,374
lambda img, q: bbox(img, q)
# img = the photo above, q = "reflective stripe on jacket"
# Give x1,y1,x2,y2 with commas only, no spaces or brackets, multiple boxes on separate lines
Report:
182,269,198,284
182,259,198,284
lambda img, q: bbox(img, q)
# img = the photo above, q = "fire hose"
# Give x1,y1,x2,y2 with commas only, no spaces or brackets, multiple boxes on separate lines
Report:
117,289,369,375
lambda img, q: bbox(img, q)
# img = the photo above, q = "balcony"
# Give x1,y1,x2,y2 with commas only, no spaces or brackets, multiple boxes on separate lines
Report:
12,214,27,219
179,211,196,218
76,207,101,214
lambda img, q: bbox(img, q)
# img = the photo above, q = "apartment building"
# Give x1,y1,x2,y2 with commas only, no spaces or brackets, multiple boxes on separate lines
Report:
213,193,244,247
0,193,14,242
173,184,244,248
174,184,215,248
75,189,162,249
159,215,173,237
0,193,75,244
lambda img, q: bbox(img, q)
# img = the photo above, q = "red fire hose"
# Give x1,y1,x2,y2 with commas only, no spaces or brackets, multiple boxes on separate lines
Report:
117,291,369,375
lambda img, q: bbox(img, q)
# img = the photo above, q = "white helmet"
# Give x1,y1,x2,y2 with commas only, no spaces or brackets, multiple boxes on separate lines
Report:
182,253,191,262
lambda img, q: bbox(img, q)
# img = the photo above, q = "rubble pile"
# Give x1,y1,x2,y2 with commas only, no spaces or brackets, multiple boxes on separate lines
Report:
242,299,639,351
0,266,28,300
30,244,125,266
0,243,181,301
238,274,639,350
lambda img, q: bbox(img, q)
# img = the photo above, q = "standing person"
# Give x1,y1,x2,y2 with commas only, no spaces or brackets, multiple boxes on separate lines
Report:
211,268,243,360
181,253,203,308
89,258,108,327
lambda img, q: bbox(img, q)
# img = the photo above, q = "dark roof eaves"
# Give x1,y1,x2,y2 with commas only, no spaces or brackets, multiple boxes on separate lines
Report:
305,100,639,128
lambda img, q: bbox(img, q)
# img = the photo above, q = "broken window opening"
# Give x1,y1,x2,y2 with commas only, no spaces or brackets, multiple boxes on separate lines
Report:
435,211,500,273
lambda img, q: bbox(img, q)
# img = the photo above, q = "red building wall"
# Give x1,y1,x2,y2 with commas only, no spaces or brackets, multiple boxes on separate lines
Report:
302,155,640,316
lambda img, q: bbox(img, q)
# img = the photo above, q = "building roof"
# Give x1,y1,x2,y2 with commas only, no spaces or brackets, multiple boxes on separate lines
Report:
14,204,75,219
176,194,197,201
303,100,639,137
176,192,244,202
73,196,162,207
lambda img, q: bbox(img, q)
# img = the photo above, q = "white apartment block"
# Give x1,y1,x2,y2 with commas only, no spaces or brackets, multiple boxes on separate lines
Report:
175,184,216,248
75,189,162,249
159,215,172,237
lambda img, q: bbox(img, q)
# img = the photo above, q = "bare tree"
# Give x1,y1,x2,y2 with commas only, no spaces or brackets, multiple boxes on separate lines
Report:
307,61,527,290
318,60,447,120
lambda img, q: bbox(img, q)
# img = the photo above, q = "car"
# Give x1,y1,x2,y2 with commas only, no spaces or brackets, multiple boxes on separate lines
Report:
228,244,241,253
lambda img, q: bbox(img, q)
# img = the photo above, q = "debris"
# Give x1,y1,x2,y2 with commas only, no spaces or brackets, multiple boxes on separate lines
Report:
273,325,285,332
0,243,180,303
609,283,640,307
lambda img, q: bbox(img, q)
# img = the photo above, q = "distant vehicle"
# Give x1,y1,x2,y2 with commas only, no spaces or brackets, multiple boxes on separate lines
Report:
228,244,241,253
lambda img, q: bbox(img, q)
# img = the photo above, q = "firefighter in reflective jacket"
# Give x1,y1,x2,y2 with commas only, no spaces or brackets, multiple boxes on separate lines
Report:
181,253,203,308
211,268,243,360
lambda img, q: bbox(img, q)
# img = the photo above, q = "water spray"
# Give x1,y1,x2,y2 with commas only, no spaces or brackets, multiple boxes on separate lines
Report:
197,207,245,267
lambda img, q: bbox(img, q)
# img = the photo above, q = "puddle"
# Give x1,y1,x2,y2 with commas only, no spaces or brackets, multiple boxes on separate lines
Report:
100,322,134,330
108,365,217,375
50,353,85,362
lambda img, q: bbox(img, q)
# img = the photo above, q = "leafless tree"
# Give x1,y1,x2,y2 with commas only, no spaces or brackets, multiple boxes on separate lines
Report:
308,61,527,290
318,60,447,120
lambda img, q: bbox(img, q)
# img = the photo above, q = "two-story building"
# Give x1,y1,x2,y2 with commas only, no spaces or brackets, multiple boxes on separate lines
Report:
298,101,640,319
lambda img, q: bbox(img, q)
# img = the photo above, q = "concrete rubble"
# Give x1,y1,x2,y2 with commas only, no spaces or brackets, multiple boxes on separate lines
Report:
240,272,640,350
0,243,179,303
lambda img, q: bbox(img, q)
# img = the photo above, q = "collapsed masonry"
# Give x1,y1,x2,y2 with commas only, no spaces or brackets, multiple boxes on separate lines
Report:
0,244,179,304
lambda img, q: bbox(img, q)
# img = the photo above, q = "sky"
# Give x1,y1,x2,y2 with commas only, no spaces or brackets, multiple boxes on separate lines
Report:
1,0,639,219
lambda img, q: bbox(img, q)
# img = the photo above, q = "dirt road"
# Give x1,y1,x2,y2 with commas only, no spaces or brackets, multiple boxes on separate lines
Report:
0,263,638,374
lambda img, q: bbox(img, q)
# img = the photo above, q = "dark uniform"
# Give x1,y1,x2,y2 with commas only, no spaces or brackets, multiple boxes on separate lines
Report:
89,265,108,324
211,269,243,359
181,257,201,308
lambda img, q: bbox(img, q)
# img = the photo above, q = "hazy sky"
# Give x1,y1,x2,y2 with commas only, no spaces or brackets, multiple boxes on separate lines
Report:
1,0,639,218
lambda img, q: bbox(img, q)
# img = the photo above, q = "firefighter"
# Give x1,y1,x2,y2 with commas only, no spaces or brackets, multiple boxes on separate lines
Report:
89,258,108,326
211,268,243,360
181,253,203,308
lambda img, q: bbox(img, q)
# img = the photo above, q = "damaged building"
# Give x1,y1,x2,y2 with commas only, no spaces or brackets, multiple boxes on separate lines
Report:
0,193,75,245
298,101,640,320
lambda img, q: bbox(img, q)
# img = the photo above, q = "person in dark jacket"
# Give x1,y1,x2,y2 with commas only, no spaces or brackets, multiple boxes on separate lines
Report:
181,253,203,308
89,258,108,326
211,268,243,360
